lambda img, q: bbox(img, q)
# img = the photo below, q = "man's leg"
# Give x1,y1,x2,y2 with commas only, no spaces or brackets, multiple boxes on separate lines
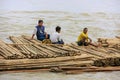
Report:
84,42,89,46
45,34,50,39
89,42,98,47
58,39,64,44
77,41,83,46
47,34,50,39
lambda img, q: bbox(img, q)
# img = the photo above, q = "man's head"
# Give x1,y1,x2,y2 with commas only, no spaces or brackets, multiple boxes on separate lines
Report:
56,26,61,33
38,20,43,26
83,28,88,34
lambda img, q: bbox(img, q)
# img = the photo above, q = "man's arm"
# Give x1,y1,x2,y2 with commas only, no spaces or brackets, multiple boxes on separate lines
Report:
31,34,35,40
88,37,98,47
57,34,62,41
31,28,37,40
44,26,48,39
88,37,92,43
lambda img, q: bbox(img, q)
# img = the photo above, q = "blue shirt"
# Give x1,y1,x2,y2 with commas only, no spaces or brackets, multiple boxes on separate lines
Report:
36,25,45,41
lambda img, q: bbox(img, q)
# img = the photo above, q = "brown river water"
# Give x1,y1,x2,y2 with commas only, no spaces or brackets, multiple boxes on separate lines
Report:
0,11,120,80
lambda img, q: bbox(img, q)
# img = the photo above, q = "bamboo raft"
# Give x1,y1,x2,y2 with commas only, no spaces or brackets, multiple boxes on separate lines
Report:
0,35,120,74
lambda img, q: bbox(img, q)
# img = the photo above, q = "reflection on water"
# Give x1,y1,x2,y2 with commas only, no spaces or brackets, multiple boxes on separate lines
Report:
0,11,120,79
0,71,120,80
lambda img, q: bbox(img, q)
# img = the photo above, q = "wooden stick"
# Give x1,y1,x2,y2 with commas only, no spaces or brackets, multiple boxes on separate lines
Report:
65,66,120,74
0,60,93,71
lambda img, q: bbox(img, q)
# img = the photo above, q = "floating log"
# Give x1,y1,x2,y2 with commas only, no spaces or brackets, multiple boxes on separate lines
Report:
0,53,94,71
65,66,120,74
0,54,94,65
60,66,98,70
0,60,93,71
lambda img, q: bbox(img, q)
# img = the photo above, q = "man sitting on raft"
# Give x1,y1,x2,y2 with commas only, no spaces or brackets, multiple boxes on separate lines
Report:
77,28,98,47
31,20,50,41
50,26,64,44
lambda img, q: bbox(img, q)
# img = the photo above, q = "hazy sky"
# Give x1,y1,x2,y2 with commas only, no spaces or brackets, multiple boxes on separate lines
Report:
0,0,120,13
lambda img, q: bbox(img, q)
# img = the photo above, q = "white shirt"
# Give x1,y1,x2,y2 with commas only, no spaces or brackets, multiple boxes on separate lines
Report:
33,28,37,34
33,26,45,35
50,32,61,42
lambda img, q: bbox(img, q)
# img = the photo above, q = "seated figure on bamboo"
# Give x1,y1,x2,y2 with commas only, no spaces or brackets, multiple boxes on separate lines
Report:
77,28,98,47
50,26,64,44
31,20,50,41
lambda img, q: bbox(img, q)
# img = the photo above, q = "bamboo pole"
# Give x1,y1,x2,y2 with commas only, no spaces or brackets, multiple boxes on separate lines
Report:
0,54,94,65
69,44,105,58
65,66,120,74
0,60,93,71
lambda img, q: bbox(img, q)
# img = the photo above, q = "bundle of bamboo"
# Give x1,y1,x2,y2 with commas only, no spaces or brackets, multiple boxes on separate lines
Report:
98,37,120,48
9,36,54,58
0,35,120,73
0,40,25,59
8,36,81,58
94,57,120,66
66,43,120,67
0,54,94,71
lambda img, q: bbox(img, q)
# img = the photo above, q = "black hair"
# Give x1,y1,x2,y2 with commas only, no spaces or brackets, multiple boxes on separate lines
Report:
83,27,88,31
38,20,43,23
56,26,61,32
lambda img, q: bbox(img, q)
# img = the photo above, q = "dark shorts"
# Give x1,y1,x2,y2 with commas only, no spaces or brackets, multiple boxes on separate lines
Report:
47,34,50,39
77,41,89,46
52,39,64,44
37,34,50,41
